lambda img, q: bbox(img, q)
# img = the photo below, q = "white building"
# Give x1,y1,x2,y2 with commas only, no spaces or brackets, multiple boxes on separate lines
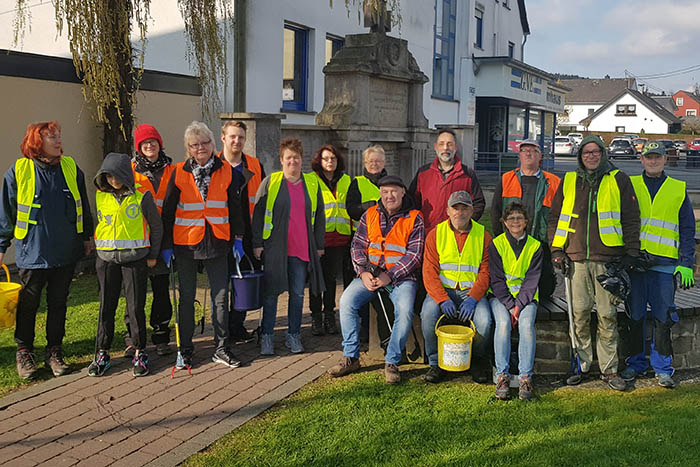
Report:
558,77,636,132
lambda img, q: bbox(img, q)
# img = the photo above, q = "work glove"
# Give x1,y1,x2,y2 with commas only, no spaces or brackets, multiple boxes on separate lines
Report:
552,250,572,277
440,300,458,319
458,297,478,322
674,265,695,290
233,238,245,262
620,255,637,271
161,248,174,268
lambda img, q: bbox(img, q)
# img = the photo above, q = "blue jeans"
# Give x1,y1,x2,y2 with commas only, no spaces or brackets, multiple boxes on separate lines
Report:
420,290,492,367
490,298,537,377
262,257,308,336
626,270,677,376
339,278,416,365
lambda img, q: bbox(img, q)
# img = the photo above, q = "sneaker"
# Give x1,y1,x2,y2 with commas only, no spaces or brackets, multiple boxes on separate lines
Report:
657,373,678,389
231,329,256,344
44,346,70,377
601,373,626,391
495,373,510,400
384,363,400,384
323,312,338,335
424,365,444,384
88,351,111,377
328,356,361,377
285,333,304,354
133,352,149,377
16,349,37,380
519,375,534,401
311,314,325,336
260,334,275,356
124,345,136,359
566,371,589,386
212,348,241,368
156,343,172,356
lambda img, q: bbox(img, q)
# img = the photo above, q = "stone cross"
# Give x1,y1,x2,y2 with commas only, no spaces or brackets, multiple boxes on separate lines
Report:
363,0,391,34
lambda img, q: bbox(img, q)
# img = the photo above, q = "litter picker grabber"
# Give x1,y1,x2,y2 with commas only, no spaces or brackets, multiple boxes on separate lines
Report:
169,260,191,378
564,273,582,379
376,289,393,349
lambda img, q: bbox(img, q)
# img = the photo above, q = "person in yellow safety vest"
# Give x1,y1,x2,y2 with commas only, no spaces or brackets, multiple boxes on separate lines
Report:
420,190,493,385
547,135,641,391
0,121,94,380
89,152,163,378
309,144,354,336
489,202,542,401
252,138,326,356
620,142,696,389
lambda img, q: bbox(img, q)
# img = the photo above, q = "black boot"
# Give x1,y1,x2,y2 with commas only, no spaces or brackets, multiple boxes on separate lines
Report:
324,310,338,335
311,312,325,336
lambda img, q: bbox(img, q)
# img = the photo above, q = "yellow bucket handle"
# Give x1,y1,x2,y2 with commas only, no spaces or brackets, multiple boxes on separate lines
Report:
1,264,10,283
435,314,475,334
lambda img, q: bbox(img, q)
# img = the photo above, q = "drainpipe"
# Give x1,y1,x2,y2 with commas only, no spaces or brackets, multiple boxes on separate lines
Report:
233,0,247,112
521,32,528,60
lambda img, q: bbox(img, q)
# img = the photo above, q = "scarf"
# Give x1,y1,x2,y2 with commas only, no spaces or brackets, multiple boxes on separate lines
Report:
191,156,216,201
132,151,172,181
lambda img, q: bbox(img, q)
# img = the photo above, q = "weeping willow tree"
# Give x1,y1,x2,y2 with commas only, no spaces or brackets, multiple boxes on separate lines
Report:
13,0,231,156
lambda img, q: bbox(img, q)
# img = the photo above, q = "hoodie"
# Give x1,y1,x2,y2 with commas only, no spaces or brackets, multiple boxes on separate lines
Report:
547,135,640,262
94,152,162,264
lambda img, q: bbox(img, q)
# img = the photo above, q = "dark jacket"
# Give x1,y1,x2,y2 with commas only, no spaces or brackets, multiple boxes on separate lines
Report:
489,231,543,311
161,156,244,260
346,168,387,222
94,152,162,264
252,174,326,296
408,156,485,232
547,136,641,262
0,156,94,269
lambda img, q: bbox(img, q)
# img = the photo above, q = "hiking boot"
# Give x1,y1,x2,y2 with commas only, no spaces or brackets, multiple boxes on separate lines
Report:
657,373,678,389
566,371,589,386
471,358,491,384
88,351,111,377
212,348,241,368
260,334,275,356
156,343,172,356
285,333,304,354
519,375,534,401
311,313,325,336
231,329,256,344
495,373,510,400
45,346,70,377
133,352,149,377
384,363,400,384
601,373,626,391
323,312,338,335
16,349,37,380
328,356,361,377
124,345,136,359
424,365,444,384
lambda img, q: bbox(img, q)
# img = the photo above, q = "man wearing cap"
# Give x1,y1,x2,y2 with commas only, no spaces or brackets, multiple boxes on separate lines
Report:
547,135,640,391
491,139,560,299
420,190,492,383
409,129,486,233
620,141,695,389
328,175,425,384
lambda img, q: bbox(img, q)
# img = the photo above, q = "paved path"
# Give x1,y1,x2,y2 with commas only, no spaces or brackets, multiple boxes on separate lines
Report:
0,296,344,467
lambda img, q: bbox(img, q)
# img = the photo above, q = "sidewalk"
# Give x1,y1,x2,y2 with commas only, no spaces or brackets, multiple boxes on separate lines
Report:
0,295,343,467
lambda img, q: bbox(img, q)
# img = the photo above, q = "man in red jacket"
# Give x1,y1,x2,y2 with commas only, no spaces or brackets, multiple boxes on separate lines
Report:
408,129,485,233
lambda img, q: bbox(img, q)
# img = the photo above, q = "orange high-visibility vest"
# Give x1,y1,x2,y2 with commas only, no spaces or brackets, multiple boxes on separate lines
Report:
173,161,232,245
366,205,420,270
244,154,263,219
501,169,559,208
131,162,175,214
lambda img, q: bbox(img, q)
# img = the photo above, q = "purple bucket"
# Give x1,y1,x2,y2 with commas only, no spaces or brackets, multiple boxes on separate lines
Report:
231,256,264,311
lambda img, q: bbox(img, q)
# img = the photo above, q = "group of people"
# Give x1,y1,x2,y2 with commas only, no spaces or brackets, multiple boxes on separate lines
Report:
0,122,693,400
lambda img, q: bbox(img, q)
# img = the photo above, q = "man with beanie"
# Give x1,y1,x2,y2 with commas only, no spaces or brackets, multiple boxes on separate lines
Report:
548,135,640,391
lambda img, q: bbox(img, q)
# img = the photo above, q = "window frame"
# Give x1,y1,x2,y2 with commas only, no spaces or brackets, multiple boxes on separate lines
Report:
432,0,457,99
508,41,515,58
615,126,625,132
615,104,636,116
325,34,344,65
282,23,309,112
475,9,484,49
677,97,684,106
687,109,697,116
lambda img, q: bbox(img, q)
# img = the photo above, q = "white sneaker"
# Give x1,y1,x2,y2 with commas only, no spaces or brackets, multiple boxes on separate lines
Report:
285,332,304,354
260,334,275,356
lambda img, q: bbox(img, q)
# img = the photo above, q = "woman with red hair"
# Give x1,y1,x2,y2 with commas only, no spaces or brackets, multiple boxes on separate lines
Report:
0,121,94,380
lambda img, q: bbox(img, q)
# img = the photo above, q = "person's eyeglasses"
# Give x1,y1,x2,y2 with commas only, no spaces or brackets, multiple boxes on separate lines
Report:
322,157,337,162
520,148,540,155
505,215,526,222
188,140,211,149
582,150,602,157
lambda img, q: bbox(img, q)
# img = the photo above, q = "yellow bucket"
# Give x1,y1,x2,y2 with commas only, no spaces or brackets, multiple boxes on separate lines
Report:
435,314,475,372
0,264,22,329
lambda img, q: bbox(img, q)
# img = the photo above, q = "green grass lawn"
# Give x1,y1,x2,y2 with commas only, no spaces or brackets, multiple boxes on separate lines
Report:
186,371,700,466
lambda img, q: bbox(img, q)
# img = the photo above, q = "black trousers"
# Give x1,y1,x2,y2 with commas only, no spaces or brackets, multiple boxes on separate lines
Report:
96,257,148,351
15,263,76,350
310,245,353,315
125,273,172,346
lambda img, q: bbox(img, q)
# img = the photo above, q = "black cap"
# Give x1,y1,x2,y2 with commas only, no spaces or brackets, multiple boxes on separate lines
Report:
377,175,405,189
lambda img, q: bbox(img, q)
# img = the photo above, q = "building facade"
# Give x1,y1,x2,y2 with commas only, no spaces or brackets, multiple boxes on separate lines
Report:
672,90,700,118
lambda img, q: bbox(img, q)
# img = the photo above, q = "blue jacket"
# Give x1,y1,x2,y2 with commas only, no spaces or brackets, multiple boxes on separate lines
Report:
0,157,94,269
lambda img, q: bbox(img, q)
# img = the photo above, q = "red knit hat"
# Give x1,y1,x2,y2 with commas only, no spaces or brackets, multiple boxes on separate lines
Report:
133,124,163,152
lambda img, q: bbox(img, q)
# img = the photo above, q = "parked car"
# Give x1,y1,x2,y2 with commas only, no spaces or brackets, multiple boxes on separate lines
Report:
608,139,636,159
633,137,648,153
554,136,576,156
674,139,688,152
690,139,700,151
568,132,583,145
658,139,678,167
623,134,639,141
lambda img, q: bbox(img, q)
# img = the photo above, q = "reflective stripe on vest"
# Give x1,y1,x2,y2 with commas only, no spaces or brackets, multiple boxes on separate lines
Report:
492,233,540,300
14,156,83,239
262,171,319,240
352,176,381,231
552,170,623,248
132,162,174,215
436,219,484,290
94,189,150,250
317,173,351,235
173,161,232,245
630,175,685,259
245,154,263,221
366,205,419,269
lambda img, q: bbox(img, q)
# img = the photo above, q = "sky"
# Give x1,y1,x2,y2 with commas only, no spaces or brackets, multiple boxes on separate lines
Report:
524,0,700,95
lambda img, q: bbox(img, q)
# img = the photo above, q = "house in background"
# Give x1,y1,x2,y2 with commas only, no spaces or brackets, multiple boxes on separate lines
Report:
579,88,681,134
557,77,636,132
650,94,678,115
672,90,700,118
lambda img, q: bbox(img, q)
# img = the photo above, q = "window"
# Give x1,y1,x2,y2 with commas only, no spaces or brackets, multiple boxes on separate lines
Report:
677,97,684,106
325,35,344,65
688,109,697,116
615,126,625,132
475,9,483,49
433,0,456,99
588,108,595,115
282,23,308,111
615,104,636,116
508,42,514,58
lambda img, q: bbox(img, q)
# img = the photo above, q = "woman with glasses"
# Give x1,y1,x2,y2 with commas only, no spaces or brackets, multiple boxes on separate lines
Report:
489,201,542,401
161,121,244,369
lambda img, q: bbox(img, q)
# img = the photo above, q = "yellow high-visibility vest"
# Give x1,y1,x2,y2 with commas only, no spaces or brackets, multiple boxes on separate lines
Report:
262,172,319,240
352,176,381,231
492,233,541,301
94,189,150,250
436,219,484,290
317,173,351,236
